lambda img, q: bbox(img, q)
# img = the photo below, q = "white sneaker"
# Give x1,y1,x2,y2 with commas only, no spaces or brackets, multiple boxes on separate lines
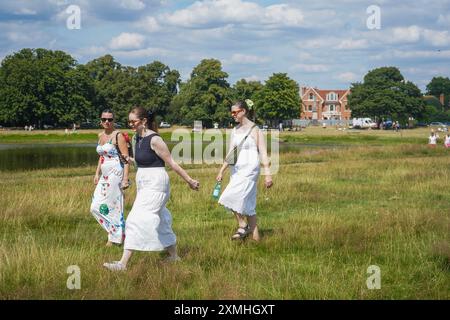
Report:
103,261,127,271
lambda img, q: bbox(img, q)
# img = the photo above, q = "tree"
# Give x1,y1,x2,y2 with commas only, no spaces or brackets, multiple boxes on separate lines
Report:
0,48,93,127
232,79,264,101
254,73,300,125
176,59,233,127
84,56,180,124
426,76,450,109
348,67,425,123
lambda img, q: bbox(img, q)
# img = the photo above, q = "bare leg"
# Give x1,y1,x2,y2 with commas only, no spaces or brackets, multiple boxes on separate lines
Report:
231,211,250,240
105,241,113,247
234,211,247,228
119,249,133,267
247,215,260,241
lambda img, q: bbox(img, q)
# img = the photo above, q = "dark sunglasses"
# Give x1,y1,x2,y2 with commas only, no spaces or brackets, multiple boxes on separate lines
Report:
101,118,114,122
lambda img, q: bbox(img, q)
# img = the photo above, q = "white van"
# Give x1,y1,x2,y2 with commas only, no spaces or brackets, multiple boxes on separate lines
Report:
352,118,377,129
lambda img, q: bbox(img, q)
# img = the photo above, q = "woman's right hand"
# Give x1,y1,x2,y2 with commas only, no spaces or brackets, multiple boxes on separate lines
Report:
94,174,100,185
216,172,223,182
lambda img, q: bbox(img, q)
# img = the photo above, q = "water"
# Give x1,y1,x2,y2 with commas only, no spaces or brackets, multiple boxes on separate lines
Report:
0,144,97,171
0,142,338,172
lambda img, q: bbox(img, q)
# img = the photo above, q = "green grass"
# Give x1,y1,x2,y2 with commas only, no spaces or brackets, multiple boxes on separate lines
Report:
0,138,449,299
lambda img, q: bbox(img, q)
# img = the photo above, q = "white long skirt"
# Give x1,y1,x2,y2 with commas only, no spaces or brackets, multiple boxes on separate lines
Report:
124,167,176,251
218,146,260,216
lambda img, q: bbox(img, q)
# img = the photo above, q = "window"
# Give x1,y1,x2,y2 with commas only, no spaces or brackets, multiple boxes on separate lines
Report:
329,105,335,112
309,93,314,100
326,92,338,101
308,105,312,111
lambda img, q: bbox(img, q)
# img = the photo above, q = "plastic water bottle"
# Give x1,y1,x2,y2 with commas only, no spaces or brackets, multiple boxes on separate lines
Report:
212,182,221,199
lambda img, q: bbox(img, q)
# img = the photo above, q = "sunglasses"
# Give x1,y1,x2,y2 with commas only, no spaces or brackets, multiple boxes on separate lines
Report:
128,119,141,125
231,109,244,116
101,118,114,122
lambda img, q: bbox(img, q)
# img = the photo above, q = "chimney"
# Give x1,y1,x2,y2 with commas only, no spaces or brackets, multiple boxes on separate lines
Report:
300,86,307,97
439,93,445,106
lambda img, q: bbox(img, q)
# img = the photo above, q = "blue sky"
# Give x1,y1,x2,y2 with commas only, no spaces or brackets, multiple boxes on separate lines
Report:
1,0,450,91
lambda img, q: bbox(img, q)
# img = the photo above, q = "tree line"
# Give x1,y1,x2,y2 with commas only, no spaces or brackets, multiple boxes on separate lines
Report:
0,48,448,128
0,48,299,128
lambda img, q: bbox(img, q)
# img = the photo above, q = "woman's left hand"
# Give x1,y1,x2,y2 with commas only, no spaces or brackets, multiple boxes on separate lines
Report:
121,179,130,190
188,178,200,191
264,176,273,189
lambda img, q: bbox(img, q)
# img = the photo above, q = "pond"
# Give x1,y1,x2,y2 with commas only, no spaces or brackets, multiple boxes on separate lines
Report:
0,142,341,172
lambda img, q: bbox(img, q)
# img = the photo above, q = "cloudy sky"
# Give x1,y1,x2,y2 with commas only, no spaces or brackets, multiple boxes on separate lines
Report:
1,0,450,91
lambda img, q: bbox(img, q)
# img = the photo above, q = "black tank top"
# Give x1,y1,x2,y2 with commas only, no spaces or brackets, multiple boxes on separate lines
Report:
135,134,165,168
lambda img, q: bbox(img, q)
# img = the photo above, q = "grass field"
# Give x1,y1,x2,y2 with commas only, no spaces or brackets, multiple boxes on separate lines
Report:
0,128,449,299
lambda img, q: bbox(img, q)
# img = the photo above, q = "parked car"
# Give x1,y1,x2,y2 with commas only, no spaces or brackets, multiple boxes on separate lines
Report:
352,118,377,129
429,122,448,131
429,122,447,127
43,124,54,129
159,121,171,128
80,122,98,129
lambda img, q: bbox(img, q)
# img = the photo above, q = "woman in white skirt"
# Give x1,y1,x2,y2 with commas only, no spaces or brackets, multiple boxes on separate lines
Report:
103,107,200,271
216,100,273,241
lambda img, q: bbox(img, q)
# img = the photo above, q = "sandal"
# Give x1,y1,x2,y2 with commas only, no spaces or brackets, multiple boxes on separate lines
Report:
231,225,250,240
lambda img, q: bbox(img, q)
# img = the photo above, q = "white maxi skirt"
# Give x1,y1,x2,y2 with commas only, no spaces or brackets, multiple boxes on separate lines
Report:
124,167,176,251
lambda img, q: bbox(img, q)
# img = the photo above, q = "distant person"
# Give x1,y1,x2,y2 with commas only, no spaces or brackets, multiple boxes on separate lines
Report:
279,122,283,131
24,125,28,131
428,130,439,147
216,100,273,242
91,109,130,247
103,107,200,271
444,133,450,148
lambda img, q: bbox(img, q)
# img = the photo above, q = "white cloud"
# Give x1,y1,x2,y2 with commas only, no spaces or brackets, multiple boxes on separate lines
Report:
113,47,171,59
294,64,329,72
161,0,304,28
229,53,270,64
298,52,312,61
335,72,358,82
119,0,146,10
243,75,261,82
13,8,37,15
390,26,422,43
78,46,108,56
136,16,161,32
437,14,450,27
422,29,450,46
371,49,450,60
378,26,450,46
337,38,368,50
109,32,146,50
263,4,304,27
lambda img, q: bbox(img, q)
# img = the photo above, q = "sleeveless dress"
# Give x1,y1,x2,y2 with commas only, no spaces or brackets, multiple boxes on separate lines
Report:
218,127,260,216
90,140,125,244
124,134,176,251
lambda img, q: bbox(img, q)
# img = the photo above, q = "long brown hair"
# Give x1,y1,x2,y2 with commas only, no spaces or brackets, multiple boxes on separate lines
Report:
130,106,158,132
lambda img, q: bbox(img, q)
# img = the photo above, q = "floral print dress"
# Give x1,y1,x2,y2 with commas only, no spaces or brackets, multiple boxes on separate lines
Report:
90,141,125,244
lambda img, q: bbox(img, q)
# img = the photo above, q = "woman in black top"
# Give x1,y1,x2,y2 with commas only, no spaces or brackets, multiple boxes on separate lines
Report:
103,107,200,271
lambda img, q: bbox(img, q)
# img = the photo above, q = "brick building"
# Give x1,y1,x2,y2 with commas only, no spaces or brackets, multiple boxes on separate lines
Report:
300,87,352,120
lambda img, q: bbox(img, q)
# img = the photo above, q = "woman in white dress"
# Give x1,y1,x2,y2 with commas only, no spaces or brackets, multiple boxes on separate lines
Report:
103,107,200,271
428,130,439,147
90,109,130,246
216,101,273,241
444,133,450,148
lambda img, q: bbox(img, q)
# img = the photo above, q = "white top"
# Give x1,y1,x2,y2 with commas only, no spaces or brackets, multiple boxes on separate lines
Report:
428,135,438,145
445,135,450,145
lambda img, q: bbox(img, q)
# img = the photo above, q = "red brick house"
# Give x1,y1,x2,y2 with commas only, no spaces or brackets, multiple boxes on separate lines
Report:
300,87,352,120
